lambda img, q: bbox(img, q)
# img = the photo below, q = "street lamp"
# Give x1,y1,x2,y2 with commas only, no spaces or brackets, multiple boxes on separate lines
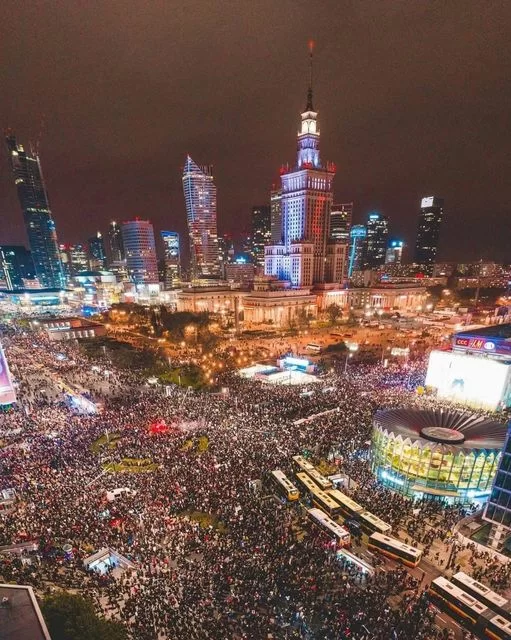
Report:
344,343,358,372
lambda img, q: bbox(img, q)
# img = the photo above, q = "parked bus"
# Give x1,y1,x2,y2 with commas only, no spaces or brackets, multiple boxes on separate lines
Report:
305,468,333,491
368,532,422,567
451,572,510,621
428,577,490,627
270,470,300,502
305,343,322,353
295,473,342,517
358,510,392,536
484,614,511,640
307,508,350,547
291,455,315,474
327,489,364,520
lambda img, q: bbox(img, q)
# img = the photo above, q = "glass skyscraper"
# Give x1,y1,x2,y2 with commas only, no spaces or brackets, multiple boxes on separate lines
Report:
483,423,511,550
88,231,107,270
108,221,125,264
348,225,367,276
251,205,271,266
161,231,180,289
0,245,35,290
414,196,444,275
330,202,353,243
182,156,220,280
6,135,65,289
362,212,389,269
121,220,158,284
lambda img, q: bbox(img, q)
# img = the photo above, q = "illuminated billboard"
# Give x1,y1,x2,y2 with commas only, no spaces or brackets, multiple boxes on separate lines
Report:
421,196,435,208
425,350,511,411
0,343,16,406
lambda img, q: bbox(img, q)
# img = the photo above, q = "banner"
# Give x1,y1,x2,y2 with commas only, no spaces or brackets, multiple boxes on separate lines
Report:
0,343,16,405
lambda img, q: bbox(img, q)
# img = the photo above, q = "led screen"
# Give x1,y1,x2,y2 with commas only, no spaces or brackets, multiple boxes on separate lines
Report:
425,350,511,411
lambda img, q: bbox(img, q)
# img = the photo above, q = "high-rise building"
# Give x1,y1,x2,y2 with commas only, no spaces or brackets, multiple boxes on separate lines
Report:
270,187,283,243
161,231,181,289
5,135,66,289
348,225,367,277
330,202,353,243
251,205,271,266
483,423,511,550
385,239,404,265
108,221,125,264
182,156,220,280
265,47,336,287
121,219,158,284
414,196,444,275
362,212,389,269
0,245,35,290
59,244,89,278
88,231,107,270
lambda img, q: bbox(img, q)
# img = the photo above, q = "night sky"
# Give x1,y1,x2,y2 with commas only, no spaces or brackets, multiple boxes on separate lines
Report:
1,1,510,264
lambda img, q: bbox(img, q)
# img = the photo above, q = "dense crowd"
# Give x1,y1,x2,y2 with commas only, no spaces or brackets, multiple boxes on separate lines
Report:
0,322,508,639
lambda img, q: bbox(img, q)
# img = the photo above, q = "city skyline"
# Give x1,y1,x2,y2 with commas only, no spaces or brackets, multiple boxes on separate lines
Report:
1,2,510,263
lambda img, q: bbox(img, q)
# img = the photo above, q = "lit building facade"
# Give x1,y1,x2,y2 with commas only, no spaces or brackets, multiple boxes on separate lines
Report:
59,244,89,278
362,212,388,269
265,54,337,287
88,232,107,270
414,196,444,275
483,423,511,550
108,221,125,264
6,135,66,289
385,239,404,264
270,188,283,243
348,225,366,277
330,202,353,243
121,220,158,284
371,408,506,503
182,156,220,279
161,231,180,289
0,245,35,290
251,205,271,266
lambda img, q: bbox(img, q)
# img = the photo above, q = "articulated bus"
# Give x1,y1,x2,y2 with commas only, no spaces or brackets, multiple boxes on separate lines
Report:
358,510,392,536
428,577,491,627
451,572,511,622
292,455,315,474
306,468,333,491
295,473,342,517
307,508,350,547
270,470,300,502
327,489,365,520
368,533,422,567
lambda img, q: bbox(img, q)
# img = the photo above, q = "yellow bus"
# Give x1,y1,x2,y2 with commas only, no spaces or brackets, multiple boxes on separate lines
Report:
270,470,300,502
327,489,364,520
368,532,422,567
295,473,342,517
307,508,350,547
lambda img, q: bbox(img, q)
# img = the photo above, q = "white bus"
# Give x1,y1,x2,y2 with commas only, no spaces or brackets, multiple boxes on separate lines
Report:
451,572,510,620
307,508,350,547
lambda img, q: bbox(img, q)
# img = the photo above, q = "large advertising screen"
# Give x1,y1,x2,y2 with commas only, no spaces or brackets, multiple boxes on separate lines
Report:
425,350,511,411
0,344,16,406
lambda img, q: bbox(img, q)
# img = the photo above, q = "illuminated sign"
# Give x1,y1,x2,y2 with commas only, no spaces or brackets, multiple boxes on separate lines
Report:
454,336,511,355
283,356,310,368
421,196,435,208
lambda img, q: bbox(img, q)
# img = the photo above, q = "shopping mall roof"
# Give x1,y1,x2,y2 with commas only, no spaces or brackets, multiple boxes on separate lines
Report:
455,323,511,340
0,584,51,639
374,408,507,452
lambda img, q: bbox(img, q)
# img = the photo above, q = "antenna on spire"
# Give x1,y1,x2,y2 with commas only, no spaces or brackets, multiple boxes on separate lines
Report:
306,40,315,111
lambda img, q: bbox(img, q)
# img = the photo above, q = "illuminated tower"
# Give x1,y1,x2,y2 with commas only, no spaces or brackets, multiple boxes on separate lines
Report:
265,43,336,287
121,219,158,284
108,221,125,264
348,225,367,277
161,231,181,288
414,196,444,275
5,135,66,289
182,156,220,280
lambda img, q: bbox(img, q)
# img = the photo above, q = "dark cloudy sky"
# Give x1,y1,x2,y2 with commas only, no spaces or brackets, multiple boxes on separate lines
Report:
1,0,510,263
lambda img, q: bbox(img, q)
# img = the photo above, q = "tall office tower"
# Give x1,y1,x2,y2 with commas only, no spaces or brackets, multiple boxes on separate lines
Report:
88,231,107,270
121,219,158,284
483,423,511,550
385,239,404,265
414,196,444,275
59,244,89,278
270,187,283,243
348,225,367,277
265,46,336,286
362,212,389,269
5,135,66,289
0,245,35,290
251,205,271,266
330,202,353,243
182,156,220,279
108,221,125,264
161,231,181,289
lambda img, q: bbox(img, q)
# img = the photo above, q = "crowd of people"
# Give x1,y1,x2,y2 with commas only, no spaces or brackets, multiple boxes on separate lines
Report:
0,321,509,639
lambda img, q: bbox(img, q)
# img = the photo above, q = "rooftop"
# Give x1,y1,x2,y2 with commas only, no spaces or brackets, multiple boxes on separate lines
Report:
455,323,511,340
0,584,51,640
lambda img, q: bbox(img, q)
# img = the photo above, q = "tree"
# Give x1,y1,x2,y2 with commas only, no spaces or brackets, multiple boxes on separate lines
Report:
326,303,342,326
42,593,127,640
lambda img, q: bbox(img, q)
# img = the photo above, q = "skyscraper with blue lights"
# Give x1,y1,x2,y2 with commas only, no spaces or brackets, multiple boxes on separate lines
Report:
6,135,66,289
348,225,367,277
161,231,181,289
